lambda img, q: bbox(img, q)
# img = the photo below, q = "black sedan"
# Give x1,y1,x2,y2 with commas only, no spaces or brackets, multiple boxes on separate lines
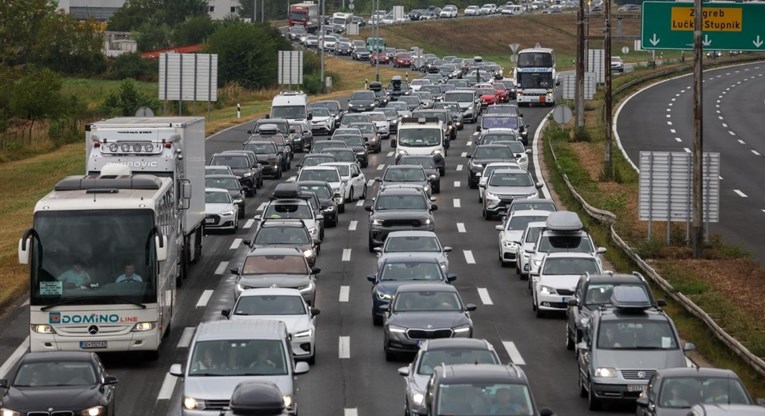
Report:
297,180,341,227
0,351,118,416
347,90,379,113
382,284,476,361
396,155,441,193
465,144,517,189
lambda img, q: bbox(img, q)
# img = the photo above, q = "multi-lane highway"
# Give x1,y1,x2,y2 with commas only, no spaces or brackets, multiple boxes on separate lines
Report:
0,98,640,415
616,61,765,265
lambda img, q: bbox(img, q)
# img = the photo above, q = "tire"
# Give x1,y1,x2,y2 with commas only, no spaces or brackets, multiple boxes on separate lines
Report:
531,293,537,311
238,206,245,219
536,306,545,318
439,167,445,176
348,188,354,203
482,207,491,220
339,203,345,214
469,178,477,189
368,235,376,253
385,349,397,362
588,381,601,410
230,218,239,234
307,351,315,365
373,314,383,326
566,325,575,351
478,193,483,203
579,370,588,397
360,185,367,199
433,184,440,194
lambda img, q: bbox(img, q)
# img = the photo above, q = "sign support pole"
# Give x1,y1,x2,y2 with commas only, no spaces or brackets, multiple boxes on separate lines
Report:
692,0,704,258
575,0,585,129
603,0,613,178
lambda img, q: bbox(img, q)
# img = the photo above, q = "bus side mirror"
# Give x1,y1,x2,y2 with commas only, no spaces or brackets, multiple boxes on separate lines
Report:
18,237,30,265
156,235,168,262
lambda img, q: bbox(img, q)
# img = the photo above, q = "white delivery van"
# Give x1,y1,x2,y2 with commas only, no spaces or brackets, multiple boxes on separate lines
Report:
271,91,310,124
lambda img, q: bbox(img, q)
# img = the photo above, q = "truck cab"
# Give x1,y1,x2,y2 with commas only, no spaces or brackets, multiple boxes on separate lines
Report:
393,117,447,176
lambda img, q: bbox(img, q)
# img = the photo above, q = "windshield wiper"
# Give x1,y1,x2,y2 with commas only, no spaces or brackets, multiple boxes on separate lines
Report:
41,298,92,311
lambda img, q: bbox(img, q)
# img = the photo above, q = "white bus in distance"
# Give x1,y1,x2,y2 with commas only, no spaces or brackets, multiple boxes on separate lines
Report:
514,47,559,107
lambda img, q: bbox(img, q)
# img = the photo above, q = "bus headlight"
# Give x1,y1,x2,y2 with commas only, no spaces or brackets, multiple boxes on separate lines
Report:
31,324,55,334
132,322,156,332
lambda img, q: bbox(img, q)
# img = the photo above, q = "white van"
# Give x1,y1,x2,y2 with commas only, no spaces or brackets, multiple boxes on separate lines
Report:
170,319,309,415
502,5,525,15
271,91,310,124
393,117,446,175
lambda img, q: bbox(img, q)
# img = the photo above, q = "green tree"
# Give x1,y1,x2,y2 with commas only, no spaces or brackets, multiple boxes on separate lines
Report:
9,67,66,135
100,79,160,117
172,15,217,46
205,23,292,89
135,21,172,51
109,0,207,32
106,53,158,81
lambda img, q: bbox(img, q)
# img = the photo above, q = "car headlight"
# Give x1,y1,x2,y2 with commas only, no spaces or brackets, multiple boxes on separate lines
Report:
372,219,384,226
578,317,590,327
283,395,294,409
132,321,156,332
1,409,21,416
470,162,483,170
303,249,314,258
453,324,471,334
308,227,317,236
243,172,253,177
376,290,392,300
183,397,206,410
397,149,409,156
322,205,336,212
423,218,432,225
485,191,499,200
412,392,425,406
594,367,618,378
348,103,355,107
298,281,315,293
540,285,557,295
431,149,442,155
503,240,519,248
221,210,235,216
387,324,407,334
31,324,55,334
356,151,366,155
294,328,313,338
81,406,106,416
533,259,543,266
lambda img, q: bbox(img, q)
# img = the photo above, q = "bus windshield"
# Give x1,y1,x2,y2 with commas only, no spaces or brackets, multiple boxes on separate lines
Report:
30,210,158,305
517,52,553,67
517,72,554,89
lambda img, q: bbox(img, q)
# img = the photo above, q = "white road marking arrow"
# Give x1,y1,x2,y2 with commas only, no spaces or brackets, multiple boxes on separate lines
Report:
650,33,660,46
703,34,712,47
754,35,764,48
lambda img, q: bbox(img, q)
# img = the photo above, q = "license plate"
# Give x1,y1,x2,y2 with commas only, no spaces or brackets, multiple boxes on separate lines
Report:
627,384,646,393
80,341,107,349
205,218,216,224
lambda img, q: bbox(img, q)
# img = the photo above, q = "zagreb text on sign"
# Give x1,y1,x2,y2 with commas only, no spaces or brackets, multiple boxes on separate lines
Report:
671,7,743,31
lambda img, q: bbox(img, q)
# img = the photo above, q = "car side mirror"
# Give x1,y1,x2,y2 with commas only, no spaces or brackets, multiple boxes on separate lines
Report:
391,139,397,148
374,177,382,182
415,410,428,416
0,379,7,389
446,274,457,282
294,361,310,375
635,396,649,408
479,183,486,188
398,367,410,376
367,274,376,283
230,267,240,275
311,308,320,316
466,304,477,312
428,175,437,182
243,239,252,247
475,125,481,132
495,225,503,231
103,375,119,385
296,163,303,168
221,309,230,318
365,205,373,212
539,409,555,416
465,154,472,159
576,342,589,351
443,246,452,252
308,113,313,120
596,247,607,254
169,364,184,377
525,149,532,154
334,192,342,198
684,342,696,351
246,129,254,134
656,298,667,307
535,182,543,189
430,204,438,211
352,172,359,178
311,267,321,274
568,298,579,306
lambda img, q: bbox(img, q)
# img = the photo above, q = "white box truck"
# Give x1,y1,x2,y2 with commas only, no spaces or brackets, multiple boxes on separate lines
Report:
85,117,206,285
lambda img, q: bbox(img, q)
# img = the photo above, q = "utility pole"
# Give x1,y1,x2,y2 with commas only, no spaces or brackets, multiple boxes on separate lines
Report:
320,0,325,93
603,0,613,178
575,0,586,130
375,0,380,82
253,0,256,22
692,0,704,257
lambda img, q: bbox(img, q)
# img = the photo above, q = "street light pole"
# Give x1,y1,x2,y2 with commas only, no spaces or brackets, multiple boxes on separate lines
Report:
320,0,325,93
603,0,613,179
375,0,380,82
692,0,704,257
575,0,585,130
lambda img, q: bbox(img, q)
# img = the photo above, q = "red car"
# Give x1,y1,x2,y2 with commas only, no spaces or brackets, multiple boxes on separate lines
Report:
476,86,499,107
370,51,390,65
492,82,511,103
393,52,413,68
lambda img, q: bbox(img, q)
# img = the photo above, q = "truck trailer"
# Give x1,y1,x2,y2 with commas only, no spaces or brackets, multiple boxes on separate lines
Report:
289,2,319,33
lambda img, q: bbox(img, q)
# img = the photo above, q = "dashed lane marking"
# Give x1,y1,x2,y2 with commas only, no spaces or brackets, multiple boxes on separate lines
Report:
675,138,682,143
478,288,494,305
339,286,350,302
339,336,351,359
177,327,194,349
356,200,364,207
456,164,464,171
342,249,352,262
387,151,394,157
377,164,385,170
729,131,736,136
670,129,676,134
753,150,761,156
230,238,242,250
345,409,358,416
734,190,748,198
722,123,727,128
367,179,375,187
467,141,473,146
463,250,476,264
349,220,358,231
667,121,673,126
502,341,526,365
454,181,461,188
453,198,461,208
214,261,229,275
244,219,255,229
457,223,466,233
196,290,213,308
156,373,177,401
461,152,468,157
684,148,691,153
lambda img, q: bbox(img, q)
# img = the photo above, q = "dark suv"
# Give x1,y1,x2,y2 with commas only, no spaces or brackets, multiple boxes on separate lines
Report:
208,153,258,196
466,144,516,189
421,364,555,416
365,187,437,252
566,271,662,351
242,140,284,179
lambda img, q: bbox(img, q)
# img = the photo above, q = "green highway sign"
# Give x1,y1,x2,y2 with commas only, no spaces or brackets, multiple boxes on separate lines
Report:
641,1,765,51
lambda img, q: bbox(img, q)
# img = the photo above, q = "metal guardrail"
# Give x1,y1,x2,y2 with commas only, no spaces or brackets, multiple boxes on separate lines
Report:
546,123,765,378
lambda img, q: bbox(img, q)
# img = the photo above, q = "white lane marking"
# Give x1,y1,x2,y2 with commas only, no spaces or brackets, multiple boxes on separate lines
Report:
461,152,468,157
718,115,723,119
454,181,461,188
345,409,358,416
244,219,255,229
453,198,461,208
753,150,761,156
463,250,476,264
675,93,681,97
502,341,526,365
177,327,195,348
719,176,723,180
387,151,394,157
670,129,676,133
457,223,466,233
356,200,364,207
675,138,682,142
467,141,473,146
367,179,375,187
666,114,671,118
349,220,358,231
667,121,673,126
215,261,229,275
339,286,350,302
196,290,213,308
722,123,728,128
734,189,748,198
230,238,242,250
377,164,385,170
728,131,736,136
762,209,765,214
456,164,464,171
0,337,29,378
342,248,352,262
671,98,676,102
339,336,351,359
257,202,268,212
156,373,178,401
478,288,494,305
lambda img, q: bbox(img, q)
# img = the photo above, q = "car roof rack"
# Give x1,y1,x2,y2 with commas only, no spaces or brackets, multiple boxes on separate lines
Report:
545,211,583,232
610,285,653,312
